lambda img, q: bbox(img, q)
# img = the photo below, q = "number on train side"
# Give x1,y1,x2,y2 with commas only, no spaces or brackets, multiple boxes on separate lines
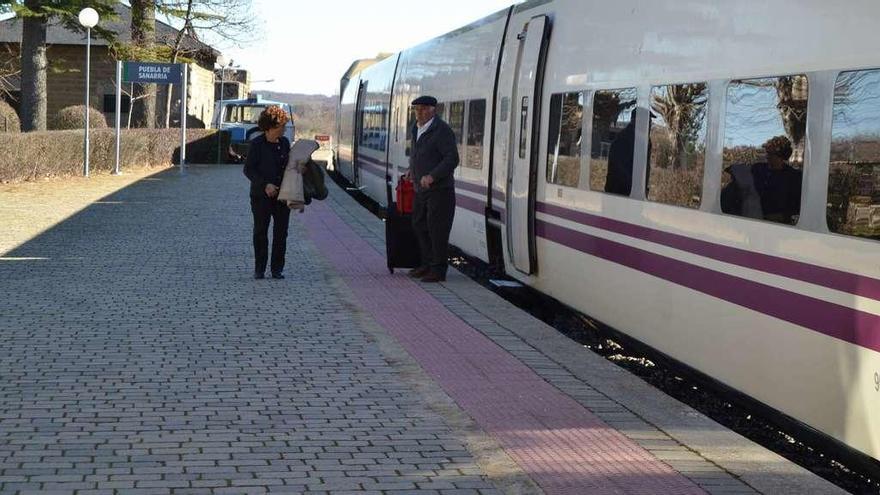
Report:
874,372,879,391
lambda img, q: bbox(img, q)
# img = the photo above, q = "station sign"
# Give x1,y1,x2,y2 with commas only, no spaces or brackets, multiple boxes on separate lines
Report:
123,62,182,85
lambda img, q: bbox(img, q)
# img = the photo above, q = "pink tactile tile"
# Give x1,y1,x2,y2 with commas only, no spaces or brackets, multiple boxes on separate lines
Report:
301,203,705,495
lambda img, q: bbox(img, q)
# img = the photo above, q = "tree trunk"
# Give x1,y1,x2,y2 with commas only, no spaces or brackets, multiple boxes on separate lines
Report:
130,0,156,128
164,1,194,128
19,0,47,132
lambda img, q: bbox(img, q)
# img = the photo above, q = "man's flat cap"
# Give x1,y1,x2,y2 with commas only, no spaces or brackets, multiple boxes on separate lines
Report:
411,95,438,106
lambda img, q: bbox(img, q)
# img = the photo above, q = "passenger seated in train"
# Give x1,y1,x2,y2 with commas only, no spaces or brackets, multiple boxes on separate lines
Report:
721,135,803,225
605,108,653,196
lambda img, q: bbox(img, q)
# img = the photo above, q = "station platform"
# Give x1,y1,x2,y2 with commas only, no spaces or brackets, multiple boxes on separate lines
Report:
0,165,847,495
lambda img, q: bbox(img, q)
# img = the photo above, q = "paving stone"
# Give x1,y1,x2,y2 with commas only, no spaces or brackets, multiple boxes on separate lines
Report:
0,166,502,494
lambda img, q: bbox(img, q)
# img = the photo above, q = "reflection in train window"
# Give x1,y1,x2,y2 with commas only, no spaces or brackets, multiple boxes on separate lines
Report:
590,88,638,194
647,84,708,208
546,92,583,187
465,99,486,169
435,102,446,121
828,69,880,240
405,107,416,157
721,76,807,225
449,101,465,146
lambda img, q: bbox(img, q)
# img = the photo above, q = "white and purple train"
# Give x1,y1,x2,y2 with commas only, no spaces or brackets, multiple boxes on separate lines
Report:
336,0,880,465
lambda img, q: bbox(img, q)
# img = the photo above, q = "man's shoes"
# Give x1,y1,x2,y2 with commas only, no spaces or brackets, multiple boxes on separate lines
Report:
420,272,446,283
408,266,430,278
271,272,285,279
254,272,265,280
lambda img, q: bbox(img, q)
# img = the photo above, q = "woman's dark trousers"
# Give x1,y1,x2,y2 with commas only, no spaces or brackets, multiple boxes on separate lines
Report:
250,195,291,275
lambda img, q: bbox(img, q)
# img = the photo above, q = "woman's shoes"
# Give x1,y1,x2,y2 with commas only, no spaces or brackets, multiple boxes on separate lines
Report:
253,271,284,280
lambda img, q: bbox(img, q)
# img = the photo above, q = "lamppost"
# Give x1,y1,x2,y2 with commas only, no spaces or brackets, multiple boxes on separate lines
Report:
215,55,228,164
78,7,98,177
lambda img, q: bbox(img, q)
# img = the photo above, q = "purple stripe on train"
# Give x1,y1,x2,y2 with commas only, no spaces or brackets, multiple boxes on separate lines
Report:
536,202,880,302
536,220,880,354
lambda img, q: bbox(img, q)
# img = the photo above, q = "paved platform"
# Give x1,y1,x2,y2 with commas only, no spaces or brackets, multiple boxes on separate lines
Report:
0,165,847,494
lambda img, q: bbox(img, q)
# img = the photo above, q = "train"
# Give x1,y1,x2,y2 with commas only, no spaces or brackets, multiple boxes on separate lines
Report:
334,0,880,467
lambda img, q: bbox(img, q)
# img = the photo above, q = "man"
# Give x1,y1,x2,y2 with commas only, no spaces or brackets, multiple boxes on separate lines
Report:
404,95,460,283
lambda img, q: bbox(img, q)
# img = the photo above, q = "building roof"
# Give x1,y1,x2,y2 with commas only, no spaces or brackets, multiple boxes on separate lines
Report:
0,3,218,58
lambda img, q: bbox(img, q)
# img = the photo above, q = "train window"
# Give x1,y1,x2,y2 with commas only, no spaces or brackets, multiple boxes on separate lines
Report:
436,102,446,120
647,83,708,208
405,107,416,156
721,75,807,225
546,92,583,187
589,88,638,194
449,101,465,146
465,99,486,169
828,69,880,240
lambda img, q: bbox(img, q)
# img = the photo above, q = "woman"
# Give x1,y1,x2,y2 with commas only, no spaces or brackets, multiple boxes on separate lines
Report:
243,106,291,279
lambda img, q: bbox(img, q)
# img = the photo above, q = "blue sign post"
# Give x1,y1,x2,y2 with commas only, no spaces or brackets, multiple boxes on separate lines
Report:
123,62,182,85
115,61,188,174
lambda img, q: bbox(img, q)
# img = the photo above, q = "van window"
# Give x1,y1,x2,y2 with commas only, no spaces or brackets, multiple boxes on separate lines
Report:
647,83,708,208
828,69,880,239
721,76,807,225
546,92,583,187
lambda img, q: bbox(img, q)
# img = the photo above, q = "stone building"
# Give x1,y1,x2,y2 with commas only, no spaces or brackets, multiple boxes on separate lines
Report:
0,3,226,129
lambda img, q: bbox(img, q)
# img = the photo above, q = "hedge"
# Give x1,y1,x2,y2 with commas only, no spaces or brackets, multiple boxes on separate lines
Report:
0,128,231,183
50,105,108,130
0,100,19,133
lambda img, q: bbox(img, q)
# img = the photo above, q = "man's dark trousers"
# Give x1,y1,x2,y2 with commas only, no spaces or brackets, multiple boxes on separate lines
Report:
250,195,291,275
412,187,456,276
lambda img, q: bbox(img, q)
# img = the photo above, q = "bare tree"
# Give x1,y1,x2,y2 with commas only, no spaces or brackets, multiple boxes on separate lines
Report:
775,75,808,160
651,83,707,169
130,0,157,128
156,0,256,128
0,33,21,102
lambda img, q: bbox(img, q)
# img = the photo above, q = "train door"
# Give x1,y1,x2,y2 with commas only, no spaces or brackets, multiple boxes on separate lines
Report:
506,15,551,275
353,80,367,186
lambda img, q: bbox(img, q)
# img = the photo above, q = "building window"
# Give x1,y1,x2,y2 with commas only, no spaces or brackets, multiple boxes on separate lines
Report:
103,94,131,114
546,92,583,187
828,69,880,239
646,83,708,208
590,88,638,194
721,75,807,225
465,99,486,169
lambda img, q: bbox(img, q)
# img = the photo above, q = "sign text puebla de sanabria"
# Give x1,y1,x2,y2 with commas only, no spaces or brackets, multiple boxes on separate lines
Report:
123,62,182,85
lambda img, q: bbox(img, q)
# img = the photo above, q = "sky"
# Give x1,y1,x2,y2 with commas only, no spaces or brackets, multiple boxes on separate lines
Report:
220,0,518,96
2,0,516,95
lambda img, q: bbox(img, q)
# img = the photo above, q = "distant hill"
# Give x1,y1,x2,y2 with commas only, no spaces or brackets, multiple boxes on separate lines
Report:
255,91,336,139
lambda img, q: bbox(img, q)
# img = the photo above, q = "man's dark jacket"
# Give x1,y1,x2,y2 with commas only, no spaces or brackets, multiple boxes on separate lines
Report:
409,118,459,192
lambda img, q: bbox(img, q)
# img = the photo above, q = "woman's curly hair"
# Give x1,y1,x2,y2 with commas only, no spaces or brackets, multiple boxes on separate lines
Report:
257,106,290,132
762,135,793,160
